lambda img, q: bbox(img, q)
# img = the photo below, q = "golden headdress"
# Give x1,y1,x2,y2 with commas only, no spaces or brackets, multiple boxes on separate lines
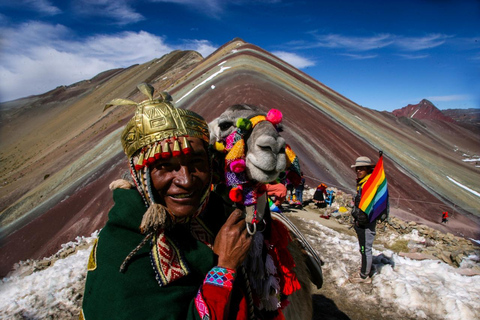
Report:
105,83,211,230
105,83,209,170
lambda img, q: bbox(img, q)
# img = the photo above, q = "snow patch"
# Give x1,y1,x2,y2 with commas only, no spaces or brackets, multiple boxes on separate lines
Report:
176,65,231,103
446,176,480,197
410,108,419,118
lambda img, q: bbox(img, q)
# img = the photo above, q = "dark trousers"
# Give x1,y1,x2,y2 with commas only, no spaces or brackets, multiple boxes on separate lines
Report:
354,221,376,278
295,189,303,203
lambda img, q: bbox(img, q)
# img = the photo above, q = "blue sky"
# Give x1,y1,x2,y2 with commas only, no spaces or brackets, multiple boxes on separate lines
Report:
0,0,479,111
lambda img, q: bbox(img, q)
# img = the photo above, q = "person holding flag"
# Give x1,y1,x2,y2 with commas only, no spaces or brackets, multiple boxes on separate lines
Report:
349,153,389,284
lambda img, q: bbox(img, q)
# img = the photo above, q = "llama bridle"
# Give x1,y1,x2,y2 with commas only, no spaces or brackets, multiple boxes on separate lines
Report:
213,110,283,235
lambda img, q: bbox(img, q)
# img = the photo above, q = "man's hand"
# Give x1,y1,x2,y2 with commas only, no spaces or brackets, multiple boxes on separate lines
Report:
213,209,252,270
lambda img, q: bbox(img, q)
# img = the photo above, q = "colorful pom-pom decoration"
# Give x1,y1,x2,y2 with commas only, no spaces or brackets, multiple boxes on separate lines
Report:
229,187,243,203
236,118,252,131
229,159,246,173
215,141,225,152
266,109,283,125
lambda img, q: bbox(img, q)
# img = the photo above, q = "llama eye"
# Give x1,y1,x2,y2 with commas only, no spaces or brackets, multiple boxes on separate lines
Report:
219,121,233,131
279,147,285,153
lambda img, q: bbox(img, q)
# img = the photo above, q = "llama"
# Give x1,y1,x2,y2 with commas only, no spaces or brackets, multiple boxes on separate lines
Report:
209,104,323,320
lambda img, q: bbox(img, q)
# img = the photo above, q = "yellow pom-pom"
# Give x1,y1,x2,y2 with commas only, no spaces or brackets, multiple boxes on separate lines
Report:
215,141,225,152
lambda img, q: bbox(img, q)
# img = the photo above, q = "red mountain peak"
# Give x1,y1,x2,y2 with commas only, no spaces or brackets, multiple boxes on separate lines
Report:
392,99,455,122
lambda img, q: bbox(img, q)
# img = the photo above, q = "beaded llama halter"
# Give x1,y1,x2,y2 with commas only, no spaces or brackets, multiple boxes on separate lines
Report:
213,109,301,233
105,83,214,286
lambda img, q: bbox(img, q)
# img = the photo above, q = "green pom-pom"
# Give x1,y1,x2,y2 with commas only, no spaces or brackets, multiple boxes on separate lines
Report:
236,118,252,131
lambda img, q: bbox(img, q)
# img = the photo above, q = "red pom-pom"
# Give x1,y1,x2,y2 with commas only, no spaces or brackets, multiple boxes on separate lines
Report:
266,109,282,125
172,150,181,157
182,147,192,155
229,159,246,173
229,187,243,203
134,164,143,171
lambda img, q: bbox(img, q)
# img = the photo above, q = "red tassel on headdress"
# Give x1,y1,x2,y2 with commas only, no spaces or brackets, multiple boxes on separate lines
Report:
161,142,171,159
181,137,192,155
146,146,156,165
172,139,181,157
154,143,161,159
135,149,145,171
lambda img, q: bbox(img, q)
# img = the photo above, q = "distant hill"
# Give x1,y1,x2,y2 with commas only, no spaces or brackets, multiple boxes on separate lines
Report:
442,108,480,126
392,99,455,122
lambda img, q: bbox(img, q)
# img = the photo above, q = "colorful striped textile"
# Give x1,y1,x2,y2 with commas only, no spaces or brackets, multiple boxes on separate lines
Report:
359,155,389,222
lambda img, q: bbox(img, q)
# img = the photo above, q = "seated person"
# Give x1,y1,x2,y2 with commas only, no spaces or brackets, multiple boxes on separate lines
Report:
313,183,328,208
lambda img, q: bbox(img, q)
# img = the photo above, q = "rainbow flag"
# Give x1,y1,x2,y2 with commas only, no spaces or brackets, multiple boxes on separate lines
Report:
358,155,389,222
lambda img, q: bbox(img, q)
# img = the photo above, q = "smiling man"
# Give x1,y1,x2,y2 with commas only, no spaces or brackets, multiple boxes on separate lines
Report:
81,84,259,319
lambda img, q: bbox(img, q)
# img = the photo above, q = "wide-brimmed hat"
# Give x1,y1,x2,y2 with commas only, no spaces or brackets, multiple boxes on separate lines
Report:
351,156,375,168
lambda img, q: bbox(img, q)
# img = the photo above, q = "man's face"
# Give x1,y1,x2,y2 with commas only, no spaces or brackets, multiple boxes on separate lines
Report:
355,166,369,180
150,137,210,219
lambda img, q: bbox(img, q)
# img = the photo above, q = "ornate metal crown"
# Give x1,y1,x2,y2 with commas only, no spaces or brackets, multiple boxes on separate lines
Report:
105,83,209,160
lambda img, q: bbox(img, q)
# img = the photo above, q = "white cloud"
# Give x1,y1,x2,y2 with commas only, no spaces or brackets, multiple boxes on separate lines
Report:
73,0,145,25
426,94,474,102
302,32,453,54
148,0,282,18
340,53,378,60
179,39,217,58
0,0,61,15
395,33,452,51
0,21,218,102
24,0,61,15
311,33,394,51
149,0,224,17
396,53,429,60
271,51,315,68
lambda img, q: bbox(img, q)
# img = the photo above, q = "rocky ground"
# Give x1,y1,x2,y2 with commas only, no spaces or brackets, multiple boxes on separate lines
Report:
283,187,480,320
3,187,479,320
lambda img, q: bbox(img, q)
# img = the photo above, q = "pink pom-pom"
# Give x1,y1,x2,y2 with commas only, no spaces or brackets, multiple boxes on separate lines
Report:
266,109,282,125
230,159,246,173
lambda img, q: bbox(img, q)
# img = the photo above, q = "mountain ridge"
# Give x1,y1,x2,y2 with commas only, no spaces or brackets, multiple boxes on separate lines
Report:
0,38,478,277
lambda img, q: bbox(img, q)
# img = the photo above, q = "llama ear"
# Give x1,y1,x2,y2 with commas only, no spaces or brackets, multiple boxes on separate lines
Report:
208,118,219,143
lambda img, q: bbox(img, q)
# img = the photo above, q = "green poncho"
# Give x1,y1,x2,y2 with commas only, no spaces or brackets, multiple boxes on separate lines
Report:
81,189,226,320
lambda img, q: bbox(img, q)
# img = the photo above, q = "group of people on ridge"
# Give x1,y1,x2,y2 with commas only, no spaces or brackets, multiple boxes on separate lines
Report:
81,84,388,319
